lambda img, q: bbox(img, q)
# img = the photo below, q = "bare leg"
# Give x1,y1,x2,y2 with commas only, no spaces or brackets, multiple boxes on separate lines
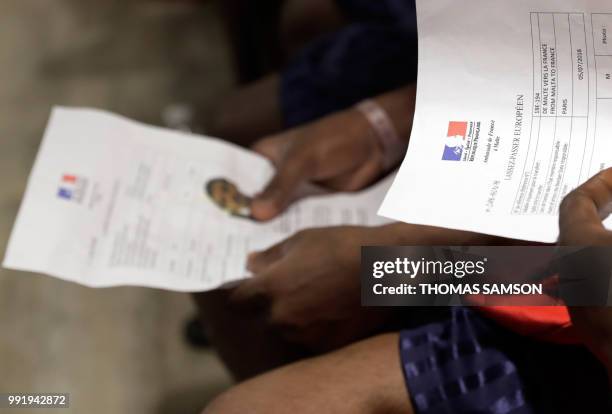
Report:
203,333,414,414
208,74,283,146
197,0,357,379
208,0,349,145
194,288,405,381
193,289,308,381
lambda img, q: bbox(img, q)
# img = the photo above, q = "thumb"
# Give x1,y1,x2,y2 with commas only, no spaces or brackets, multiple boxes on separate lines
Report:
252,135,286,165
252,157,311,221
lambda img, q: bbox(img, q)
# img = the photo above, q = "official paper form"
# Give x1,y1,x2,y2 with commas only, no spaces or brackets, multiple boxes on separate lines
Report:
380,0,612,242
3,108,390,291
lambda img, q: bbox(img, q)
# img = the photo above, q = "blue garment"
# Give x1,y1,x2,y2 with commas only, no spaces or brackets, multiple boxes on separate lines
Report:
335,0,418,28
400,307,610,414
280,0,418,128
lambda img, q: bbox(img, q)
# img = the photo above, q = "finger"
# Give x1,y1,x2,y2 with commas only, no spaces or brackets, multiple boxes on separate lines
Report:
589,169,612,218
230,260,287,309
251,155,313,221
251,134,288,165
559,168,612,244
247,239,290,273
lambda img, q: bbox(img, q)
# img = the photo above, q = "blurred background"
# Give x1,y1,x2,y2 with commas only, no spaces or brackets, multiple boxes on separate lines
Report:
0,0,283,412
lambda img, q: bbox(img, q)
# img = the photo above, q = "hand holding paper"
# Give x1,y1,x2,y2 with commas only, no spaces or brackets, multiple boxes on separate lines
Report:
249,108,387,221
380,0,612,242
2,108,391,291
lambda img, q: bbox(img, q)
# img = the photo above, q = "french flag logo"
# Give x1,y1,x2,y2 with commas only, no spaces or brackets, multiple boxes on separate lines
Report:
442,121,468,161
57,174,87,202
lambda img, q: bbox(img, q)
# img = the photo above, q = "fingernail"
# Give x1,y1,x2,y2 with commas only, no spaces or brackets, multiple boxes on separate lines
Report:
251,201,276,221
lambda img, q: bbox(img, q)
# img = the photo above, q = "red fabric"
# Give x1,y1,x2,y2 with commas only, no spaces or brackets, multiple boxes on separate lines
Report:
467,274,577,344
477,305,577,344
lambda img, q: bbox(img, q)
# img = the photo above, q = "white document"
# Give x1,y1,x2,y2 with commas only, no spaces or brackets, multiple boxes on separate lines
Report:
380,0,612,242
3,108,390,291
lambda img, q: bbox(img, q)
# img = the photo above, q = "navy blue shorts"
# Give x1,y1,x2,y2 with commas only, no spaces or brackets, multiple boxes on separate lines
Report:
400,307,610,414
280,0,418,128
